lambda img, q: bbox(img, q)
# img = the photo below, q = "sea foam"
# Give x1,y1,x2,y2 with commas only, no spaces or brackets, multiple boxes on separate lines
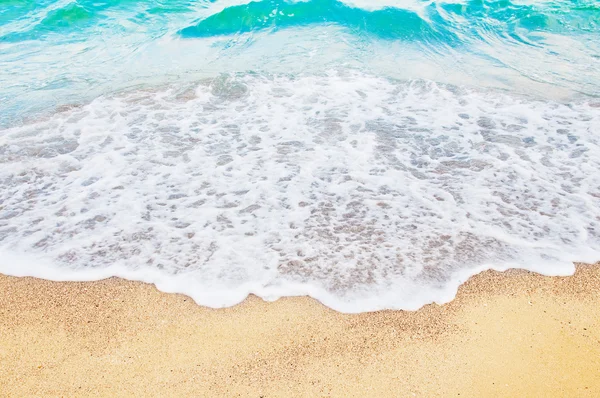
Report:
1,73,599,312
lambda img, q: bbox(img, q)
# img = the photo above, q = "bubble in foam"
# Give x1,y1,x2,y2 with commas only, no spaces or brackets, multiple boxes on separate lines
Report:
0,72,599,312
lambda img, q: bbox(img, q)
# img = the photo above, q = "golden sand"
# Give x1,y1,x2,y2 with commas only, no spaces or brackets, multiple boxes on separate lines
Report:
1,263,599,397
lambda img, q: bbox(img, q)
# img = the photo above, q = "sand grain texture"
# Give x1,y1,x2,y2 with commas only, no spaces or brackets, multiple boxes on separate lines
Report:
1,263,599,397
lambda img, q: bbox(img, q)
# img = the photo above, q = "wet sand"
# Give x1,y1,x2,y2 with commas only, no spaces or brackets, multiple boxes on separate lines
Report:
1,263,599,397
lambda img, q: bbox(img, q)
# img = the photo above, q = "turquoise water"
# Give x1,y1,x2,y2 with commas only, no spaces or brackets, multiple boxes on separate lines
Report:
1,0,599,126
0,1,599,311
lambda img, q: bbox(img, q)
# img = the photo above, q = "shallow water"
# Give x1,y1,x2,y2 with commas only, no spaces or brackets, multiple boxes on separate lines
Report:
1,0,599,311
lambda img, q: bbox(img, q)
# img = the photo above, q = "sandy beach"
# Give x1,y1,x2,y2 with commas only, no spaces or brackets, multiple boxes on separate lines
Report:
1,263,599,397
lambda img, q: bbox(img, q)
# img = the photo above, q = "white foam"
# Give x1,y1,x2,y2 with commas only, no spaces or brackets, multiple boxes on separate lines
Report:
1,72,599,312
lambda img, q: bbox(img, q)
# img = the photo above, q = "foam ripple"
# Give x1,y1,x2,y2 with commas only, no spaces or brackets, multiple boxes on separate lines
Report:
1,73,599,311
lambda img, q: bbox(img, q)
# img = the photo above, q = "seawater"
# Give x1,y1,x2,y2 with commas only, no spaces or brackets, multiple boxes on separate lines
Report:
0,0,599,312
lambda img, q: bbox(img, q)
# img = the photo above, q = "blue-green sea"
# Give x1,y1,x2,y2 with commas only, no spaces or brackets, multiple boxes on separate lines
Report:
0,0,599,311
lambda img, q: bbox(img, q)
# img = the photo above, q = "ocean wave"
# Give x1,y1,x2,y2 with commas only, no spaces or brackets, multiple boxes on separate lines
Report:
2,0,597,115
179,0,442,40
178,0,600,40
1,1,599,312
2,0,598,43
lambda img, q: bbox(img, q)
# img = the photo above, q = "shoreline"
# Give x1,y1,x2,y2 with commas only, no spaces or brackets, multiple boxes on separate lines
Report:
1,263,599,396
0,252,587,313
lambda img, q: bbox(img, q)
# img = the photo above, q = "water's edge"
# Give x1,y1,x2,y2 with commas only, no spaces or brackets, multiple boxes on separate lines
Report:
2,251,595,313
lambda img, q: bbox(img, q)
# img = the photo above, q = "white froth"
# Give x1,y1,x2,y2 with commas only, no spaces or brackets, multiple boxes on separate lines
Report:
1,73,599,312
